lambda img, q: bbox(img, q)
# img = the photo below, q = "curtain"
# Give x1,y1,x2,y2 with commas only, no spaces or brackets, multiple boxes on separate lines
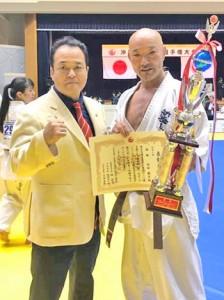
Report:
37,31,51,96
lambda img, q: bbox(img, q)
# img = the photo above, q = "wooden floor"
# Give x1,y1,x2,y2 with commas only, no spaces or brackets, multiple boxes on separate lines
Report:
0,194,126,300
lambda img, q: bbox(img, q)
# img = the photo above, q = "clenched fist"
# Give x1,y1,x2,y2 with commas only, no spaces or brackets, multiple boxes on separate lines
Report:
43,120,67,145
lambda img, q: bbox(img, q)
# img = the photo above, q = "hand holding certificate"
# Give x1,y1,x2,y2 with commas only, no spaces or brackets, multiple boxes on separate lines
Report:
89,131,166,196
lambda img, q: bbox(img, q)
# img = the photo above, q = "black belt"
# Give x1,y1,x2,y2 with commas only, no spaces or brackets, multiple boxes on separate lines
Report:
106,191,163,249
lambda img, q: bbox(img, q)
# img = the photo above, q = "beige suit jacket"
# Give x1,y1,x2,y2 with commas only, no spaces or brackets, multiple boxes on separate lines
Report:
10,88,107,246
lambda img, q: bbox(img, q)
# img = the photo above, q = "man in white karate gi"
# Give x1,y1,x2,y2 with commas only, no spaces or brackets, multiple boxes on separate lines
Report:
111,28,209,300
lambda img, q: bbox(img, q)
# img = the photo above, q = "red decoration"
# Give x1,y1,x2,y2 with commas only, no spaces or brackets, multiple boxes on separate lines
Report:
112,60,128,75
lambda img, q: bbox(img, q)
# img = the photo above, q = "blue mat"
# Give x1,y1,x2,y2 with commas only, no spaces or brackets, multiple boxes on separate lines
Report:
188,140,224,300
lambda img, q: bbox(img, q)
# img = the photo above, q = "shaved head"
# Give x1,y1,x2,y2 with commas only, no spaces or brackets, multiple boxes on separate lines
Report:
129,28,163,47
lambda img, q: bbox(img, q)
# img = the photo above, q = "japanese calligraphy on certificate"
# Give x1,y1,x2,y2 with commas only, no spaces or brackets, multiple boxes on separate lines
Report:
89,131,166,195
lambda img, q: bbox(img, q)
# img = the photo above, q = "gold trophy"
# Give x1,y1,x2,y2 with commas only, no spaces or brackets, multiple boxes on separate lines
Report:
145,73,206,217
145,15,220,218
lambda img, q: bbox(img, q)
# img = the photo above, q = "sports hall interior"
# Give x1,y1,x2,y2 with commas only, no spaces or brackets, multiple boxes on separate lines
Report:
0,1,224,299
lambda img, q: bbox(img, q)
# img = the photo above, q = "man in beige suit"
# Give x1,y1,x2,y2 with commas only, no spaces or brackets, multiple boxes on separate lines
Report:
10,36,107,300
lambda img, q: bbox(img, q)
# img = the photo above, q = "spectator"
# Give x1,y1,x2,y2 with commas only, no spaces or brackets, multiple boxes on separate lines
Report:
0,77,35,243
217,77,224,101
204,92,219,120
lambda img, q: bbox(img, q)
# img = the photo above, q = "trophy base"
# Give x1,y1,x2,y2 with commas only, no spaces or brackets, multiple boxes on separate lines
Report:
145,184,183,218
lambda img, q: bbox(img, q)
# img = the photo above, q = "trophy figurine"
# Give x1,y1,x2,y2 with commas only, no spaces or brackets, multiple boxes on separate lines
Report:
145,15,220,217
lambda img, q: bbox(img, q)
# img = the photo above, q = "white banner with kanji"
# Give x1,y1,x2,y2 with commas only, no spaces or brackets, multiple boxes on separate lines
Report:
102,45,137,79
102,44,215,79
165,44,198,57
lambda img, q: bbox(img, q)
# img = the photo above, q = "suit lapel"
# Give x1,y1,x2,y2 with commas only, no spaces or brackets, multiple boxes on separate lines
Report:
47,89,89,150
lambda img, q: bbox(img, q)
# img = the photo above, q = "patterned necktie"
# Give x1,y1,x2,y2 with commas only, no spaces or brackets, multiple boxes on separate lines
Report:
73,101,93,142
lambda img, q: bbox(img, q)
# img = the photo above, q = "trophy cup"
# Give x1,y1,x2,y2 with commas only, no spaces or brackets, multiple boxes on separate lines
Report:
145,15,220,218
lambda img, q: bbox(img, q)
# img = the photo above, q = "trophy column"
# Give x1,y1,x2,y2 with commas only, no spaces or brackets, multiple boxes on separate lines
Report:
173,146,195,197
156,141,178,192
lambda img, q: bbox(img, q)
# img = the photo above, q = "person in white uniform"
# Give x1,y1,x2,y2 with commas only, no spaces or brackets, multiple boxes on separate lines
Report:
111,28,209,300
0,77,35,242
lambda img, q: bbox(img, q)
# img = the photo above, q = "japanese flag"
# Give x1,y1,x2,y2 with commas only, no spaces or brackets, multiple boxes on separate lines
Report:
102,45,137,79
181,56,214,79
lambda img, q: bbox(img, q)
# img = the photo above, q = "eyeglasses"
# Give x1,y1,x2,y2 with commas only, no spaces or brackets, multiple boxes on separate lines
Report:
56,65,85,74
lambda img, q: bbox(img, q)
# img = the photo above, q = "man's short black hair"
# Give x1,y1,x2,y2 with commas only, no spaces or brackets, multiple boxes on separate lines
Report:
50,36,89,67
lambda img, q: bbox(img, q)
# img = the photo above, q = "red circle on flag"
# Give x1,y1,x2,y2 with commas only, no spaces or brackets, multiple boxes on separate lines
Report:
113,60,127,75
